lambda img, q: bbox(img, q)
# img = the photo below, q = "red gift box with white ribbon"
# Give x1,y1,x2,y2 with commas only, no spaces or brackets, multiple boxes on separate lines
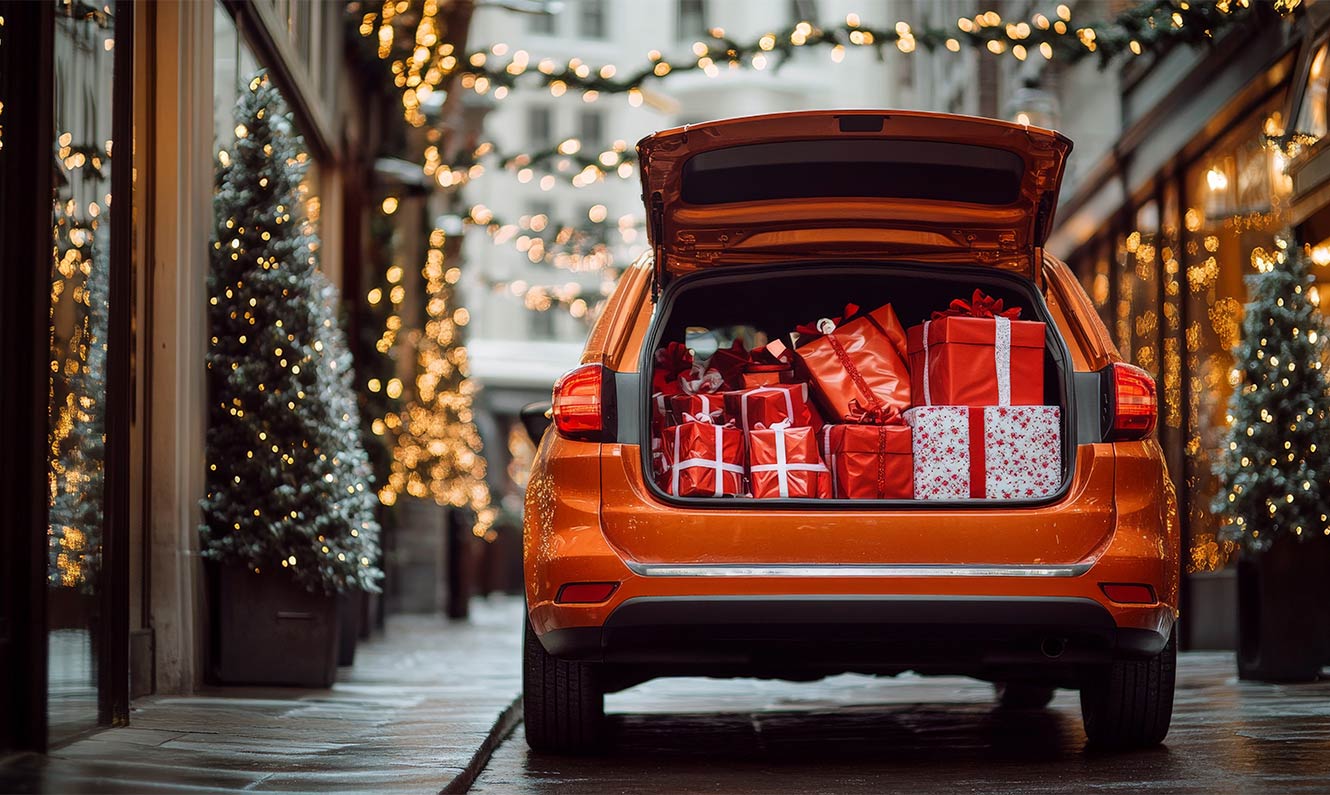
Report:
904,404,1061,500
821,423,913,499
906,290,1046,407
724,382,821,434
748,421,831,499
661,414,745,497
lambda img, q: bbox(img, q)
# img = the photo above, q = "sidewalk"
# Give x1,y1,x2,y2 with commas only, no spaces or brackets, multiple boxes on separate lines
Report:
1,596,525,795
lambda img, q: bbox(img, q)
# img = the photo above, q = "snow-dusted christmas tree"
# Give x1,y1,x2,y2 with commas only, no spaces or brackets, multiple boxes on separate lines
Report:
1212,238,1330,550
202,72,382,594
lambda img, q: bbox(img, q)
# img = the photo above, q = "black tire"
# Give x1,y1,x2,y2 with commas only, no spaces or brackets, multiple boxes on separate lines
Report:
1079,629,1177,749
995,682,1056,710
523,618,605,754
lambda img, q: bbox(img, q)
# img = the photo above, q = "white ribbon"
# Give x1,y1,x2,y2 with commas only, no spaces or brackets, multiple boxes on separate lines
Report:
669,421,742,497
921,315,1013,407
922,320,933,406
821,424,838,497
994,314,1012,407
750,420,828,498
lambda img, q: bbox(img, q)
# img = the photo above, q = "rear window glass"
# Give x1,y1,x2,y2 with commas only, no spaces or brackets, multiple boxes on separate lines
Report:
680,139,1025,206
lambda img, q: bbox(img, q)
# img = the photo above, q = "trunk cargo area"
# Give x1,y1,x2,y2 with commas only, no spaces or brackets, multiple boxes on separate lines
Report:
595,263,1113,568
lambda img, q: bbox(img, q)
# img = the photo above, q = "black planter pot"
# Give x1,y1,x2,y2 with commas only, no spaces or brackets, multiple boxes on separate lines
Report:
1236,536,1330,682
212,564,339,688
336,590,364,667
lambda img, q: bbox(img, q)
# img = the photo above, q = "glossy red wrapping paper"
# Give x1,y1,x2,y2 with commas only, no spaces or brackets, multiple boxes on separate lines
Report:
795,302,912,423
748,423,831,499
821,423,913,499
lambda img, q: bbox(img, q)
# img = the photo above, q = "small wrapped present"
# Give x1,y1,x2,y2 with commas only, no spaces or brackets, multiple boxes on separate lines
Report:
748,421,831,499
904,405,1061,500
669,391,726,424
795,302,911,423
661,413,745,497
741,339,795,386
705,339,750,390
725,382,821,433
907,289,1046,407
823,423,913,499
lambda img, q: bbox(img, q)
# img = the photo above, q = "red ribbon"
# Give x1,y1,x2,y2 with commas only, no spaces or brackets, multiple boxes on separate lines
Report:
795,303,861,337
930,289,1021,321
825,332,889,423
968,408,986,499
876,426,888,499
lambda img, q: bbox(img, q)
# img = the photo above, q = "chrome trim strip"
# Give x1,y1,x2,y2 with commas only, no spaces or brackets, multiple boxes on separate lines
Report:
625,562,1093,578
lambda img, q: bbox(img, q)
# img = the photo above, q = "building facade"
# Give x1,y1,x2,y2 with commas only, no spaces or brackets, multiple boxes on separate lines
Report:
0,0,422,751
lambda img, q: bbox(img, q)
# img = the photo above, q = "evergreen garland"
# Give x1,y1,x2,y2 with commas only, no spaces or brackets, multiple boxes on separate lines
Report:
1212,238,1330,551
202,72,383,594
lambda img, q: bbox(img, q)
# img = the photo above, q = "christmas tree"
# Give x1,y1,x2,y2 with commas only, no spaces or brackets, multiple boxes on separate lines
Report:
202,72,382,594
47,201,109,592
378,228,496,539
1212,238,1330,551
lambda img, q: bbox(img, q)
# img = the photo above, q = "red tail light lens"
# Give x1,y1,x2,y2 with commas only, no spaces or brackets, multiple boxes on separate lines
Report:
556,582,619,604
552,364,612,441
1100,583,1157,604
1104,362,1157,442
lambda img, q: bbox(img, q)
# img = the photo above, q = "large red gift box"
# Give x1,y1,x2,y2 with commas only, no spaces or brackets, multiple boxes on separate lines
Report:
903,405,1061,500
725,383,821,432
821,423,913,499
661,415,745,497
794,302,911,423
748,422,831,499
906,291,1045,407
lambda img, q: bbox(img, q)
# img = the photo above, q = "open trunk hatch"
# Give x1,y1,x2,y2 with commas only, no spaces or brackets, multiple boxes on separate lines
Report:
638,110,1072,288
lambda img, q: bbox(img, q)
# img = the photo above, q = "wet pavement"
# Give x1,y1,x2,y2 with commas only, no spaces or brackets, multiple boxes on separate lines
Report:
474,653,1330,794
0,596,524,794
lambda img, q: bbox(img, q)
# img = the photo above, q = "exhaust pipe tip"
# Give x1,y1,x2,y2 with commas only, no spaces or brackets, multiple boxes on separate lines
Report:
1041,636,1067,659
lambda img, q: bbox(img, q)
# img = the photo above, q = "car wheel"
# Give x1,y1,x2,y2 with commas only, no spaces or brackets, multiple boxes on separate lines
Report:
1079,629,1177,749
523,618,605,754
995,682,1056,709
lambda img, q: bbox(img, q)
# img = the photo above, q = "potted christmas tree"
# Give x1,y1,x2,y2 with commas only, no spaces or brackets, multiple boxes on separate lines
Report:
1212,238,1330,682
202,72,382,687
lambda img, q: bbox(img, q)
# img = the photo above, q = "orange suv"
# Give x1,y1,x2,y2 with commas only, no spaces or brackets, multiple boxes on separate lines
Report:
522,111,1179,753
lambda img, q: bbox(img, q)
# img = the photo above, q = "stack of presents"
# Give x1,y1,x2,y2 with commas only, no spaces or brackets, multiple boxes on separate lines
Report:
651,290,1062,500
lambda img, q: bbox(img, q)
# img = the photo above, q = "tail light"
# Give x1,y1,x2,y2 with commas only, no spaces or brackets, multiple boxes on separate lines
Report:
552,364,616,441
1102,362,1157,442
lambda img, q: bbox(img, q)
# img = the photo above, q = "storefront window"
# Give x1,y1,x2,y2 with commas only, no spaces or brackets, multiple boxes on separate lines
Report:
1182,95,1291,574
1295,43,1330,141
1118,201,1162,383
47,0,116,745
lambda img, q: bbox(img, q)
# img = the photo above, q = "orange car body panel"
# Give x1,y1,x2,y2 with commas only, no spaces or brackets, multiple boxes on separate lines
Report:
525,110,1179,658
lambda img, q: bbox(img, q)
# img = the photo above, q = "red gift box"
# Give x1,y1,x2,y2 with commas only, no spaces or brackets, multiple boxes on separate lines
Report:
795,302,911,423
661,415,745,497
904,405,1061,500
669,391,726,423
741,364,795,388
652,341,694,397
748,422,831,499
822,423,913,499
725,382,821,432
907,290,1045,407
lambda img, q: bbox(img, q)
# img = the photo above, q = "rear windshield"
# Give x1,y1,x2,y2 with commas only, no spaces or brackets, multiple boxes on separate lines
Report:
680,139,1025,206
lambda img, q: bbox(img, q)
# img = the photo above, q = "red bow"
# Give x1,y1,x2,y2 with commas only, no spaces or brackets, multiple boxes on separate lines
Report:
795,303,861,338
846,400,902,425
653,341,694,395
931,289,1021,320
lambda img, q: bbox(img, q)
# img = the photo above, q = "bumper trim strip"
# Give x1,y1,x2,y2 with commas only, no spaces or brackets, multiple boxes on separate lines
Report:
624,562,1093,578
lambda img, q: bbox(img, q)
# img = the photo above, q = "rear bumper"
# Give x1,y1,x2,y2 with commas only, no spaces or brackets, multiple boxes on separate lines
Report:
541,595,1171,676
